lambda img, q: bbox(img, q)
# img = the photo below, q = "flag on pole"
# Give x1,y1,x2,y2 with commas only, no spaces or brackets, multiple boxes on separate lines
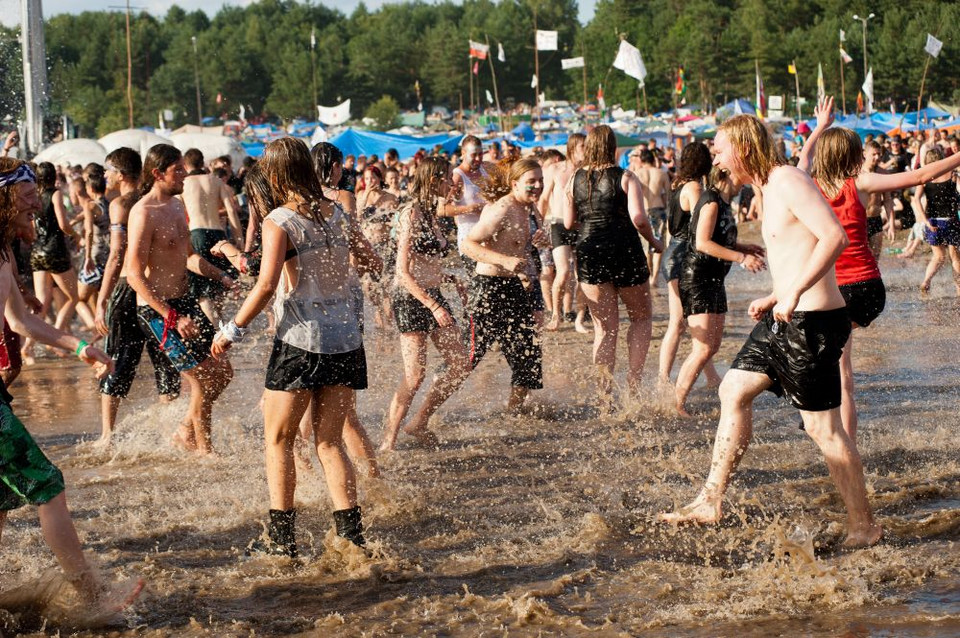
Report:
862,67,874,104
469,40,489,59
839,29,846,42
925,34,943,58
318,99,351,126
473,61,479,75
485,89,494,104
613,40,647,82
561,57,585,70
531,74,538,88
498,42,505,62
310,26,316,50
755,65,766,118
239,104,246,122
597,84,606,111
840,48,853,64
817,63,825,100
536,30,558,51
856,91,864,113
675,66,686,95
788,64,797,75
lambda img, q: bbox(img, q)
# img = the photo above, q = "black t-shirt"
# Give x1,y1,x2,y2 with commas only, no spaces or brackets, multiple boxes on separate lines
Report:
883,151,908,173
684,188,738,279
668,184,692,240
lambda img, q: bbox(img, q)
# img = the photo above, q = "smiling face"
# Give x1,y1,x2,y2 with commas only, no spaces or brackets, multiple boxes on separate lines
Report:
712,131,745,183
512,166,543,204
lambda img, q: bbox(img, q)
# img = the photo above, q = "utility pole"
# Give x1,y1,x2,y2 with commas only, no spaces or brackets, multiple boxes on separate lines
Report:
192,36,202,126
20,0,48,154
109,1,139,128
852,13,876,112
310,26,318,116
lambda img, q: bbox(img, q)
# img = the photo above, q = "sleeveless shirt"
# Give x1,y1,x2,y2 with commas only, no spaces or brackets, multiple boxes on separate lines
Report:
818,177,881,286
923,180,959,220
452,166,487,251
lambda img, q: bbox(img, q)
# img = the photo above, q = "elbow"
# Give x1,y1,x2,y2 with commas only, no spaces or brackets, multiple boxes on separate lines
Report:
833,230,851,255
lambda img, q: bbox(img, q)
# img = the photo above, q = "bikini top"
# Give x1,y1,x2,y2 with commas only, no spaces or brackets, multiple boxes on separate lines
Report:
399,202,450,257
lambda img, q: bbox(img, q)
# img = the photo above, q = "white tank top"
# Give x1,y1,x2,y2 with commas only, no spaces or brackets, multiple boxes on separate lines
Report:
453,166,487,252
266,204,362,354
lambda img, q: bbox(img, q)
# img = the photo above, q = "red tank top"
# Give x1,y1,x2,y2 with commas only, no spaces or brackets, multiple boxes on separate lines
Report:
818,177,881,285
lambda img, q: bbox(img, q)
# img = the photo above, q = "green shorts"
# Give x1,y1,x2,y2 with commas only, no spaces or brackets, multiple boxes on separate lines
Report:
0,403,65,511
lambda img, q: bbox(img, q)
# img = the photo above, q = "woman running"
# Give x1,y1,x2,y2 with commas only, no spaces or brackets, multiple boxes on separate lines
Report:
380,157,471,450
913,147,960,295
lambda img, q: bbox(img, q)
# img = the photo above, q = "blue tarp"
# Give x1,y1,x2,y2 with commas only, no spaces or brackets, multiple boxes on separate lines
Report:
512,122,535,141
241,142,266,158
904,107,950,124
717,99,757,118
329,128,463,160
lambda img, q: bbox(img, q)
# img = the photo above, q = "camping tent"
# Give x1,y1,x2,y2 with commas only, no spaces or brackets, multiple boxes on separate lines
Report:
716,99,757,120
328,128,463,161
33,139,106,167
98,128,172,159
512,121,535,141
169,132,247,167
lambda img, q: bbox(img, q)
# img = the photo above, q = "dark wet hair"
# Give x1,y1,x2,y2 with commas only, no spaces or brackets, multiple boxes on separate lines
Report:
139,144,182,196
311,142,343,188
183,148,204,169
86,170,106,194
242,163,275,223
639,149,655,164
36,162,57,192
105,147,141,180
672,141,712,189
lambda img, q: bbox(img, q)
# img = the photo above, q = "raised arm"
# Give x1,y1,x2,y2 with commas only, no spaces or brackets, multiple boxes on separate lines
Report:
857,147,960,193
797,95,834,174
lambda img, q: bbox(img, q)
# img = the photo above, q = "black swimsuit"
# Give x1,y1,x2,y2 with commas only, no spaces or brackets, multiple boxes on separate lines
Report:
30,190,72,274
679,189,737,317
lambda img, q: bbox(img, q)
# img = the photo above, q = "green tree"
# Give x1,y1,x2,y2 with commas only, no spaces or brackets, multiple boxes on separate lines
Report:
366,95,400,130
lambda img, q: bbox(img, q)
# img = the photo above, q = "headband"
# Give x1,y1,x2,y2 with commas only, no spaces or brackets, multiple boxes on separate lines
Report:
0,163,36,189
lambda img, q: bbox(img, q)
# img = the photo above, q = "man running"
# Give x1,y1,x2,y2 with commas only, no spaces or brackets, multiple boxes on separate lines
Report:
634,149,670,286
126,144,234,456
658,115,882,549
181,148,243,322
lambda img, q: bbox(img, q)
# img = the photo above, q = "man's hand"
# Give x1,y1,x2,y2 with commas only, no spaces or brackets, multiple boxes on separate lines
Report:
502,256,528,274
531,228,551,250
748,294,777,321
2,131,19,155
95,301,109,336
771,291,800,323
78,344,115,379
176,315,198,340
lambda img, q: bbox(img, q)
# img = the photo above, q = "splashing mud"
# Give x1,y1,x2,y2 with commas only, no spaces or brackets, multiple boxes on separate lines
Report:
1,237,957,636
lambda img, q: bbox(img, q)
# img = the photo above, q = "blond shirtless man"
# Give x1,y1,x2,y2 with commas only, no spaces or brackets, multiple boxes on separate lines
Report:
462,159,545,413
126,144,234,456
181,148,242,322
539,134,588,332
658,116,882,549
634,149,670,285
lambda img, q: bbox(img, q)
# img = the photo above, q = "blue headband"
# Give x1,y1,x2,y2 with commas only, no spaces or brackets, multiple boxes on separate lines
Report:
0,164,36,189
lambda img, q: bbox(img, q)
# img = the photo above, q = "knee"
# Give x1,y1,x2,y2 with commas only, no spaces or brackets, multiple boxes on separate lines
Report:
803,418,842,446
718,376,747,406
405,370,426,393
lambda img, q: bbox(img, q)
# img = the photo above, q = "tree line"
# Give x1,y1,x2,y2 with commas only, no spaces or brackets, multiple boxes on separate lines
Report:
0,0,958,138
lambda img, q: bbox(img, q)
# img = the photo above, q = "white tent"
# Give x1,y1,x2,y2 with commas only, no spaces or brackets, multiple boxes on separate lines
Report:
33,139,106,167
98,129,172,159
169,132,247,168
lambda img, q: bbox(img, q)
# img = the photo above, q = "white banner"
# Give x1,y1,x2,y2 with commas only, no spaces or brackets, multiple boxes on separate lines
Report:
925,33,943,58
561,57,585,70
536,30,558,51
486,89,494,104
498,42,505,62
612,40,647,82
531,74,538,88
861,68,874,104
840,48,853,64
317,99,351,126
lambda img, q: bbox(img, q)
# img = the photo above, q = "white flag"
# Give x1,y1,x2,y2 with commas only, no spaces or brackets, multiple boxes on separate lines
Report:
531,74,538,88
317,99,351,126
839,29,845,42
861,67,874,104
239,104,246,121
486,89,494,104
498,42,505,63
561,57,585,70
536,30,558,51
840,48,853,64
612,40,647,82
925,33,943,58
310,26,316,50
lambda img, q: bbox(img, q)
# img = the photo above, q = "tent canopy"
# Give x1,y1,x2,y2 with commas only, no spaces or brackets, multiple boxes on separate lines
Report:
98,128,172,159
511,121,535,141
169,132,247,168
328,129,463,161
716,99,757,119
33,139,106,167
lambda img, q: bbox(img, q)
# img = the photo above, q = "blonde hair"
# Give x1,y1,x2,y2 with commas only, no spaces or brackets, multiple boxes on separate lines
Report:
479,158,541,202
718,115,782,185
811,128,862,192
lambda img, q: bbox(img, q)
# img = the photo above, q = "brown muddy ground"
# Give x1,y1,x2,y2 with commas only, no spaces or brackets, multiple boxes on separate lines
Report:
1,226,958,637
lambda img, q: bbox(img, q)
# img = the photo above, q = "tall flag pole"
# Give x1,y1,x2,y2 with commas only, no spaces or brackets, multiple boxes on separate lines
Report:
917,28,944,117
310,26,318,116
839,29,848,115
789,61,801,120
484,34,506,135
755,59,766,119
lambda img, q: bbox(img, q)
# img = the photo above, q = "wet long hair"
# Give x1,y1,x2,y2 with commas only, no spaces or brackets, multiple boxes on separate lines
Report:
139,144,182,197
581,125,617,170
671,141,712,190
36,162,57,192
311,141,343,188
0,158,34,261
479,158,540,202
259,137,329,227
408,156,450,218
717,115,783,185
241,163,275,224
811,128,862,195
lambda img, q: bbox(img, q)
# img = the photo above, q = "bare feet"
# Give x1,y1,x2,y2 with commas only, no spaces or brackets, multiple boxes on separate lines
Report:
574,313,590,334
920,282,931,294
675,403,693,419
545,317,561,332
842,524,883,548
171,424,197,452
657,492,722,525
88,577,145,619
402,425,439,448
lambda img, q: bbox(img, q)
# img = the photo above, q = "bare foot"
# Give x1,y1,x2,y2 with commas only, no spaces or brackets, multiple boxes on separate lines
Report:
657,493,722,525
920,282,931,294
402,425,438,448
675,403,693,419
545,318,561,332
842,524,883,548
171,425,197,452
574,316,591,334
92,435,112,450
89,577,144,618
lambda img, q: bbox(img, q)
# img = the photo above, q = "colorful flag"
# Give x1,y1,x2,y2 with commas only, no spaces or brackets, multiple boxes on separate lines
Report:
925,34,943,58
498,42,505,63
675,66,686,95
755,65,766,118
597,84,606,111
856,91,864,113
840,48,853,64
561,57,585,70
613,40,647,82
536,30,558,51
817,63,825,100
473,61,479,75
788,64,796,75
469,40,489,60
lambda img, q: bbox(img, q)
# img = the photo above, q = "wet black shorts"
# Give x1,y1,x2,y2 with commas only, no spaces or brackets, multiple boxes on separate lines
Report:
576,231,650,288
393,287,453,334
29,247,72,275
0,403,65,511
264,340,368,391
468,275,543,389
136,296,215,371
839,277,886,327
663,238,688,282
866,216,884,237
189,228,237,299
100,279,181,398
731,308,851,412
550,222,579,248
679,274,727,317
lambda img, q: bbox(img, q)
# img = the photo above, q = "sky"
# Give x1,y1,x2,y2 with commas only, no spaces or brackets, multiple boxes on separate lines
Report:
0,0,597,28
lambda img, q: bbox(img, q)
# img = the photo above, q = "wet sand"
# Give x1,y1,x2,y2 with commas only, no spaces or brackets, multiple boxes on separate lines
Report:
1,225,958,636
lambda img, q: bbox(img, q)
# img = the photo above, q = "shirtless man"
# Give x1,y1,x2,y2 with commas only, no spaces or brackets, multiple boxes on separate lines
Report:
462,159,545,413
127,144,234,456
861,140,894,259
94,147,181,446
634,149,670,285
540,134,589,332
658,116,882,549
180,148,242,322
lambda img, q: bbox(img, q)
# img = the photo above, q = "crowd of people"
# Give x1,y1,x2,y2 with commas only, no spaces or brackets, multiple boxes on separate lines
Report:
1,101,959,618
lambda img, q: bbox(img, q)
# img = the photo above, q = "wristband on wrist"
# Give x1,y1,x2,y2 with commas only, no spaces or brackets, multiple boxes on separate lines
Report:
160,308,178,347
219,319,248,343
75,339,89,358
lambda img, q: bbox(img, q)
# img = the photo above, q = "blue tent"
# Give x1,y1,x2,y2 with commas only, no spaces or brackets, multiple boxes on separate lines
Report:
904,107,950,124
512,121,535,141
328,128,463,160
717,99,756,119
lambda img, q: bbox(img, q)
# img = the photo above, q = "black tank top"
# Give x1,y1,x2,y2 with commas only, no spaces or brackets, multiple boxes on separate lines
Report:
33,190,69,257
924,180,959,219
668,183,694,240
684,188,738,278
572,166,630,234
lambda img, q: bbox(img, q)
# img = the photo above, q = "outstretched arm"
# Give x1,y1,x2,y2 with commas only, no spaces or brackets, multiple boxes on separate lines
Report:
797,96,834,174
858,148,960,193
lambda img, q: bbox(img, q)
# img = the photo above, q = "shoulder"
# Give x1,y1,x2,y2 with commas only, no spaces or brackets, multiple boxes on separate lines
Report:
769,164,815,192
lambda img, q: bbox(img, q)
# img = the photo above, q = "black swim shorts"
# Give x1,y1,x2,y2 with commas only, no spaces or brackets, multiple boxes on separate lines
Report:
0,403,65,511
136,296,215,371
550,222,579,249
393,287,453,334
189,228,238,299
679,275,727,318
731,308,851,412
838,277,886,328
662,237,688,283
264,340,368,391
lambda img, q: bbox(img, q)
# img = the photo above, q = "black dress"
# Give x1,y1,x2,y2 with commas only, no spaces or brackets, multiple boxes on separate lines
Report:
679,188,738,317
572,166,649,287
30,190,72,274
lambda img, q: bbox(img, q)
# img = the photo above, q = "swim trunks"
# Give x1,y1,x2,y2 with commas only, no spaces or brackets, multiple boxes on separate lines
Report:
393,287,453,334
866,216,884,237
838,277,886,327
923,218,960,247
0,321,21,372
538,246,554,269
136,295,215,371
189,228,237,299
550,221,579,248
100,278,181,398
647,206,668,239
731,308,850,412
264,341,367,391
662,237,688,283
0,403,65,511
468,275,543,389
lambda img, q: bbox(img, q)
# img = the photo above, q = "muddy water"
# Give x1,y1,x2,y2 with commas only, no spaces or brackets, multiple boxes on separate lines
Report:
1,228,958,636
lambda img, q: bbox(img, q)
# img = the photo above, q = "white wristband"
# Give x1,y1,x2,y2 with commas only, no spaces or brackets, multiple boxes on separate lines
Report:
219,320,247,343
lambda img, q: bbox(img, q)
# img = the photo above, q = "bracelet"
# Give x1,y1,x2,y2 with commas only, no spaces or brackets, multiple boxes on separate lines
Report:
160,308,178,347
75,339,89,357
218,319,248,343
